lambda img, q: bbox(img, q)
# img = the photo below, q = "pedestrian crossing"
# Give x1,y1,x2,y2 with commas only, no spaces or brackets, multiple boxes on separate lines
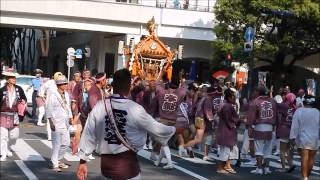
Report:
190,147,320,175
9,139,79,162
40,140,80,162
11,139,45,161
1,138,320,179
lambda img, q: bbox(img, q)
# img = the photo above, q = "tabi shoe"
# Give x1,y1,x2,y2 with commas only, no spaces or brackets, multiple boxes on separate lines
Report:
154,157,162,167
7,150,13,157
216,169,229,174
163,163,174,170
37,122,45,126
88,154,95,160
250,168,263,175
178,146,188,157
0,155,7,161
264,167,272,175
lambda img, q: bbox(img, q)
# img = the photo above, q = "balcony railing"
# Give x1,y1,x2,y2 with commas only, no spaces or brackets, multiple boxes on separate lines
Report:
156,1,214,12
83,0,214,12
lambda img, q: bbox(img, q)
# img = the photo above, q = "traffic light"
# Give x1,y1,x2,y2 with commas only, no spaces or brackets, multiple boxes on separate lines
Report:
244,42,253,52
227,53,232,60
225,53,232,66
178,44,184,60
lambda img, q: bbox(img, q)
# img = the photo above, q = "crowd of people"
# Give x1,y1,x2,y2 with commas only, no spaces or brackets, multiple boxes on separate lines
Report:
0,67,319,180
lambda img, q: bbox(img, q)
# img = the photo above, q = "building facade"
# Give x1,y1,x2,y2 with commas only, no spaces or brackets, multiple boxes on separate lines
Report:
1,0,216,78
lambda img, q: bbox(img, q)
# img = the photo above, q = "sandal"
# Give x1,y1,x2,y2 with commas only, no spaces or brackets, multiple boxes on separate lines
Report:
216,169,229,174
58,162,70,169
224,168,237,174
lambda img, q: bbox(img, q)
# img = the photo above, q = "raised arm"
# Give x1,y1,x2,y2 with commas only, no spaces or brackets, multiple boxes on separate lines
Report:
133,104,175,145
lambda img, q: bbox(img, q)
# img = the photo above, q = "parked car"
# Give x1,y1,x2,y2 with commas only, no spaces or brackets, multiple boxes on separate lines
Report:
0,75,35,105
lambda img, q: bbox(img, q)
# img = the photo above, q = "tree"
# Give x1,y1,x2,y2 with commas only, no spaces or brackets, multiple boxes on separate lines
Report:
212,0,320,89
0,28,39,74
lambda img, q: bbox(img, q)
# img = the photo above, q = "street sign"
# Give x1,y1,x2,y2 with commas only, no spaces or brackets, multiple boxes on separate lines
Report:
75,49,83,59
244,27,254,42
66,59,74,67
244,42,253,52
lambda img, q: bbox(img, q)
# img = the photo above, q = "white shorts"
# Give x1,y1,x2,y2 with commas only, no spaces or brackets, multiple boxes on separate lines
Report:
279,139,289,143
204,134,213,145
254,140,272,158
217,145,239,161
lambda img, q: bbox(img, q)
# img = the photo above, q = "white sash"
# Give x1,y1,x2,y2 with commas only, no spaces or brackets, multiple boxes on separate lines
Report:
179,103,189,123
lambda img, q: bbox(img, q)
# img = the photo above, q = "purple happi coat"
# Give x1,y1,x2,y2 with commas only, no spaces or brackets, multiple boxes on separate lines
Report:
195,95,223,133
143,90,158,116
247,96,277,140
216,102,239,148
130,85,145,107
245,100,255,139
88,84,103,109
276,102,296,139
72,81,102,126
156,81,187,120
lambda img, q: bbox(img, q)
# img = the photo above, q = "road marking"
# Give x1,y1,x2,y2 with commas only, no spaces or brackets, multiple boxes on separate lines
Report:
138,149,209,180
15,160,38,180
23,138,44,141
40,140,80,161
173,165,209,180
269,155,320,171
170,149,215,165
11,139,45,161
192,147,320,174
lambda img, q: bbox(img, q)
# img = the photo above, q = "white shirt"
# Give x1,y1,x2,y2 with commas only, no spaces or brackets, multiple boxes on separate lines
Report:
8,88,16,109
39,79,57,98
45,90,72,129
78,95,175,161
290,107,320,150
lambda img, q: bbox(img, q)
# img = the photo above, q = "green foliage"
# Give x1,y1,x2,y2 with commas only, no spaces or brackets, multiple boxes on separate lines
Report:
212,0,320,68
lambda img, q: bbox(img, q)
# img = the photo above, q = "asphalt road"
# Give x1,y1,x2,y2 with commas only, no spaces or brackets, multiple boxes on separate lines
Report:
0,119,319,180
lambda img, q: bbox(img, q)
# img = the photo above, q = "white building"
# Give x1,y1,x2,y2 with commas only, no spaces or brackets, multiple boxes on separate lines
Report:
1,0,216,78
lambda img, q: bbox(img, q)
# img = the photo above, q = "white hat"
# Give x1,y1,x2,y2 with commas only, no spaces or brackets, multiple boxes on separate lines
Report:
2,68,18,77
55,75,68,85
274,95,283,103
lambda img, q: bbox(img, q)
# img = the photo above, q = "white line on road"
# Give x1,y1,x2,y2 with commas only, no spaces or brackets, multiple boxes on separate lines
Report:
40,140,80,161
170,149,215,165
269,155,320,171
11,139,45,161
173,165,209,180
137,149,209,180
192,147,320,175
15,160,38,180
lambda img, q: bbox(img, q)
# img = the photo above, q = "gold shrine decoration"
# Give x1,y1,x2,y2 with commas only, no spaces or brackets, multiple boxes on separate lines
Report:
126,17,177,81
